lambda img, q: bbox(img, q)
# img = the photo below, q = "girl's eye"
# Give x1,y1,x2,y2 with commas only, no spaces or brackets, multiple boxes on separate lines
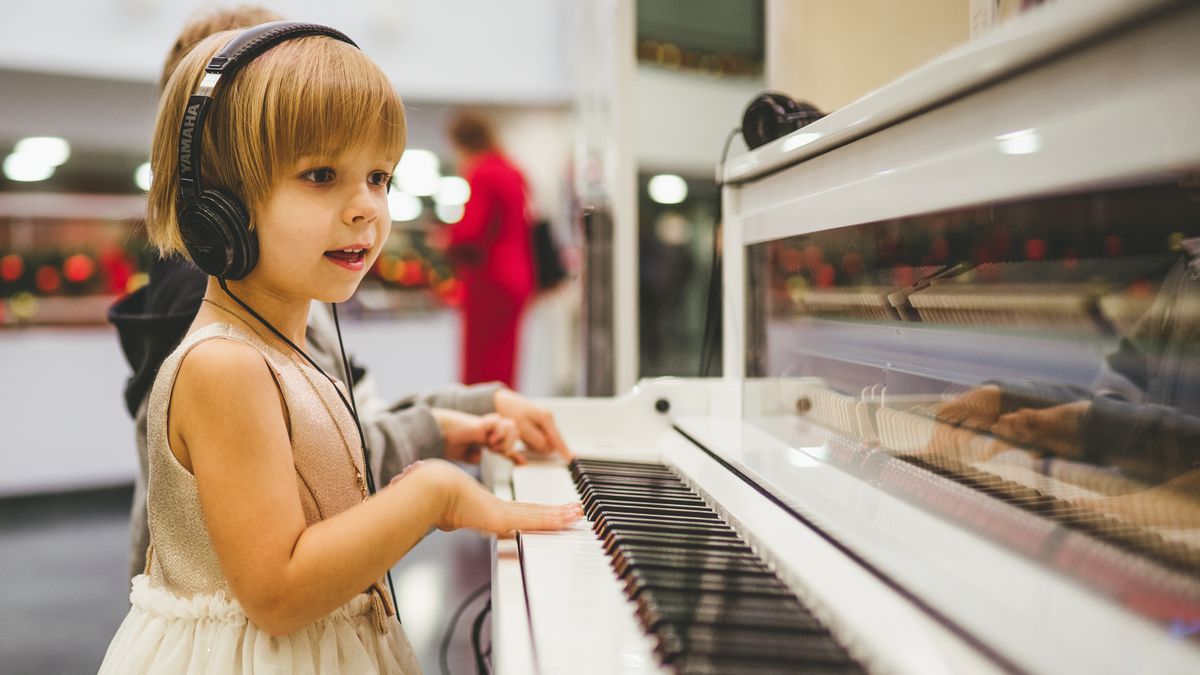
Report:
369,171,392,188
302,167,336,184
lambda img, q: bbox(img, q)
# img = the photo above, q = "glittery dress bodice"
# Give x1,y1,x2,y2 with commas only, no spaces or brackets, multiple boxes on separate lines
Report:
144,321,384,603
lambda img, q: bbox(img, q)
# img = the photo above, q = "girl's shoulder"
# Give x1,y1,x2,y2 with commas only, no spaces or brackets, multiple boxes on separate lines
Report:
159,321,281,400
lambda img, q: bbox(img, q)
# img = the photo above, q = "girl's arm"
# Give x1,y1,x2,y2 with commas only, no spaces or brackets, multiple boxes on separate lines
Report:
172,340,577,636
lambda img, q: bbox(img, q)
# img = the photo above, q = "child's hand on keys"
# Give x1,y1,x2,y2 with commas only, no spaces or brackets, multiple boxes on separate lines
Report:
398,459,582,534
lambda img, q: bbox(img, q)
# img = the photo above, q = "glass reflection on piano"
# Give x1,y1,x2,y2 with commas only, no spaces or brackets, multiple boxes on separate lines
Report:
746,178,1200,630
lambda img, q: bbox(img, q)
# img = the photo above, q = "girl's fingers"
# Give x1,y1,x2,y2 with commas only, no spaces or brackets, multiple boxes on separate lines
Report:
503,501,582,532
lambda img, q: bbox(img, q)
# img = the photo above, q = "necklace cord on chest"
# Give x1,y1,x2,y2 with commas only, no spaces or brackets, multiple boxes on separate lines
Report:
214,278,399,616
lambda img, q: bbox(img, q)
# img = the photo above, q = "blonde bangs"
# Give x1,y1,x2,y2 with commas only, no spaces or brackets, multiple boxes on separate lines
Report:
258,37,407,175
146,30,406,258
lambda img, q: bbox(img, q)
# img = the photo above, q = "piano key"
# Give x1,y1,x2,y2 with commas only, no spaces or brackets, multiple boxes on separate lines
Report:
589,503,725,521
655,623,857,666
603,531,755,555
596,511,727,529
592,514,734,535
572,458,676,472
612,551,773,577
612,543,767,568
581,487,709,505
624,571,795,598
637,596,825,632
670,653,865,675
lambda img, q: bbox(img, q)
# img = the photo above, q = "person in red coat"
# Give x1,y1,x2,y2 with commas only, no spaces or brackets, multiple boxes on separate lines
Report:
445,112,535,388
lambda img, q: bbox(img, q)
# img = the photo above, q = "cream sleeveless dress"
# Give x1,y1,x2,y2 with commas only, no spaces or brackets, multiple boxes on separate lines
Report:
99,319,422,674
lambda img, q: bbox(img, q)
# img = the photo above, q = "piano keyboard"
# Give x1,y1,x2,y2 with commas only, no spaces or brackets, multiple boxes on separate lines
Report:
569,457,867,675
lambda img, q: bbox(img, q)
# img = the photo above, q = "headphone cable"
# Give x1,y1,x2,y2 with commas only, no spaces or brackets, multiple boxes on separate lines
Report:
216,278,399,614
699,126,742,376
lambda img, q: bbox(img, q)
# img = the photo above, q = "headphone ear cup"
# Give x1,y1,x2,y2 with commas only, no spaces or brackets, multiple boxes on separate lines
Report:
742,92,798,149
179,199,236,278
741,92,823,150
178,189,257,280
203,189,257,280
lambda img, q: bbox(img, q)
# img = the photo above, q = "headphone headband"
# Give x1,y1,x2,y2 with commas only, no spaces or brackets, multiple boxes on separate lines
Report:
176,21,357,201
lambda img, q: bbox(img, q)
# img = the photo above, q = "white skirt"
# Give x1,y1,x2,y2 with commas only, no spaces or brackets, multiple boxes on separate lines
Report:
99,575,421,674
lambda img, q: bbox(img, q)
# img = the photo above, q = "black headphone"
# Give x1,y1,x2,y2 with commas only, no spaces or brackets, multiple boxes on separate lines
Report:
740,92,825,150
176,21,357,280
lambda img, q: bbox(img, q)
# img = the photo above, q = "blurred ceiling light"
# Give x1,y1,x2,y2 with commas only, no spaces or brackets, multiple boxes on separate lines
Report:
3,153,55,182
387,189,423,222
14,136,70,166
395,149,440,196
996,128,1041,155
648,174,688,205
435,176,470,206
135,162,153,192
435,203,464,224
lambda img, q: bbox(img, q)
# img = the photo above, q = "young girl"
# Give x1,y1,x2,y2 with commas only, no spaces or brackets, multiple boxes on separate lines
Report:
99,24,580,674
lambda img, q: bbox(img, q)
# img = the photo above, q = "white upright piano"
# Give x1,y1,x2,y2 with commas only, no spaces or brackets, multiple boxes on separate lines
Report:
486,1,1200,673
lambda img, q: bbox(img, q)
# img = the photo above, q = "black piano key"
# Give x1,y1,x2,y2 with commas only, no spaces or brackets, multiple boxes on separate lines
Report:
609,547,768,566
603,531,755,555
587,502,721,521
671,654,865,675
581,478,700,494
613,543,765,568
572,458,673,472
578,473,700,487
638,596,825,632
625,570,795,598
582,489,709,509
617,562,776,584
656,623,857,666
613,551,772,577
638,587,811,616
595,510,726,530
595,518,741,540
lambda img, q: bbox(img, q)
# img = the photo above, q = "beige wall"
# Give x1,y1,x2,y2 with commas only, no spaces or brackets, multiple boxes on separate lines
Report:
766,0,969,112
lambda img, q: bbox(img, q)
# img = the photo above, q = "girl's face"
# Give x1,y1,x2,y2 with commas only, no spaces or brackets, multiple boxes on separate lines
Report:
250,144,395,303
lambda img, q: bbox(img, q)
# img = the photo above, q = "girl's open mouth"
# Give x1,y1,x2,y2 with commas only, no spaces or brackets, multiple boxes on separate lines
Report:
324,247,368,270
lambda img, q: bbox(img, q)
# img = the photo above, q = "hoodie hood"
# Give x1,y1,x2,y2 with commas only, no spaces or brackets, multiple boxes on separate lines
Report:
108,256,207,417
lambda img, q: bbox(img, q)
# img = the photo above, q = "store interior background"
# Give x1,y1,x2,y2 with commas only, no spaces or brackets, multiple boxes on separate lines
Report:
0,1,1030,672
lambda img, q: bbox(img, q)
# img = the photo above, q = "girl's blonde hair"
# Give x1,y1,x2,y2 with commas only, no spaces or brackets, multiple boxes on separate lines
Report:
147,29,406,257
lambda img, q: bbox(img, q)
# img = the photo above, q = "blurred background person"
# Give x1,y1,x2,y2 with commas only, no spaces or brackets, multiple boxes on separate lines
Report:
442,111,535,388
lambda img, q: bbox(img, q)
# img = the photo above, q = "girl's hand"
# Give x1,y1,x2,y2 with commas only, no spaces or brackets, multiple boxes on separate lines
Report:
399,459,582,534
433,409,520,464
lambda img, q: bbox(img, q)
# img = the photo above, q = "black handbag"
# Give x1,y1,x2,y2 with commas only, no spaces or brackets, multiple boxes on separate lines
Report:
530,218,567,290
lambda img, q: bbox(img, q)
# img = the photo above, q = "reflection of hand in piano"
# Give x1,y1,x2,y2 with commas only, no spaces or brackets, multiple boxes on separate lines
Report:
992,401,1088,460
925,418,1017,463
934,384,1002,431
